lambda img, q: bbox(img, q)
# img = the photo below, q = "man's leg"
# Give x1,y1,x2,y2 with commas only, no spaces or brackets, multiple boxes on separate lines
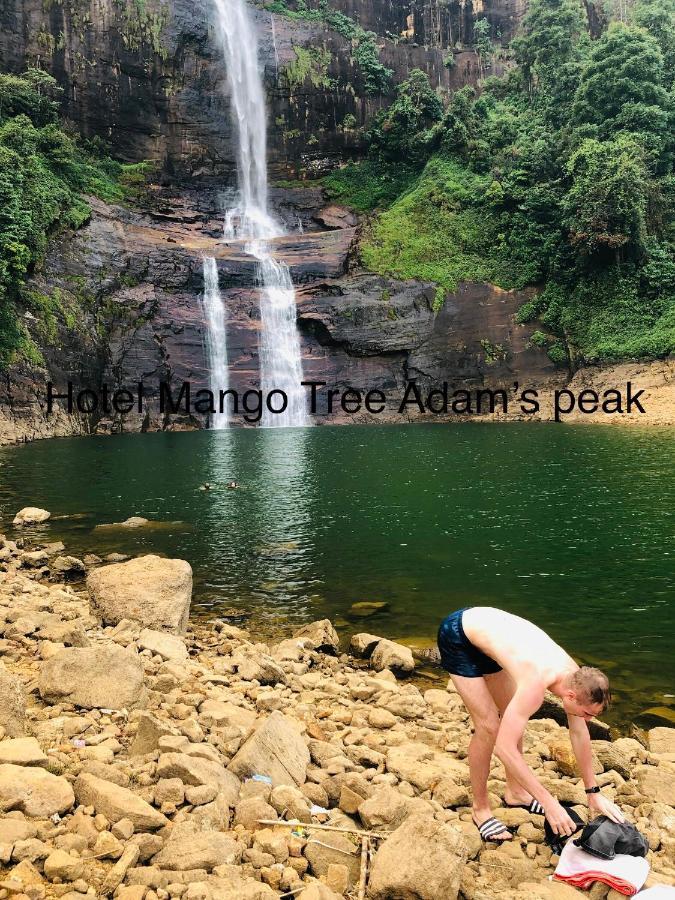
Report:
484,670,534,806
450,673,512,840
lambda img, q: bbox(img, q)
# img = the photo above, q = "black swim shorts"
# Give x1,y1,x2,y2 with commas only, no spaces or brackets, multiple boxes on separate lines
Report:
437,607,502,677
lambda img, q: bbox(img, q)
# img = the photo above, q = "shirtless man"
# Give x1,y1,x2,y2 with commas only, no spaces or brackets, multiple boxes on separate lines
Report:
437,607,625,843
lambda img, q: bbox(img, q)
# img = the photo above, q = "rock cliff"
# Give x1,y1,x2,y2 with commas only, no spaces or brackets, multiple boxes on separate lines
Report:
2,0,667,443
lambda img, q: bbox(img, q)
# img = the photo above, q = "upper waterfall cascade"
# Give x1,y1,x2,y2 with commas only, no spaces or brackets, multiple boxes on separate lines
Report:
212,0,309,428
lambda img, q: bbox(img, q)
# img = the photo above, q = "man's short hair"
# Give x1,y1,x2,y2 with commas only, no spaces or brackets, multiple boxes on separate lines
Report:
572,666,611,710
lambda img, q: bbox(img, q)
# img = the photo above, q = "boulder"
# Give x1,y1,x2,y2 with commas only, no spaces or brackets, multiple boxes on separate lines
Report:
43,849,84,882
152,824,242,871
370,639,415,676
0,764,74,817
358,786,423,830
0,738,48,767
367,814,468,900
50,556,86,579
635,765,675,806
350,633,382,658
304,831,360,886
199,699,257,732
156,753,241,806
649,727,675,755
292,620,340,654
39,644,145,710
315,205,358,229
12,507,50,526
137,628,188,662
592,741,632,779
74,773,168,830
236,654,287,685
87,554,192,634
228,711,310,787
129,712,179,756
386,742,468,792
0,665,27,737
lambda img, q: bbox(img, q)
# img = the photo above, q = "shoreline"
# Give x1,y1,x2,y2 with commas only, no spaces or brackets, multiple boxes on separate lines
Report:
1,357,673,448
0,529,673,898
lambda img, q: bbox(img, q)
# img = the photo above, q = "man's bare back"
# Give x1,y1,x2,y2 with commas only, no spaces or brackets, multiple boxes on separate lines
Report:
461,607,578,688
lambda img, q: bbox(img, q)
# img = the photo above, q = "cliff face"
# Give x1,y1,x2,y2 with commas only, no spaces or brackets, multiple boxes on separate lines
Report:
0,0,512,177
0,186,560,440
0,0,564,442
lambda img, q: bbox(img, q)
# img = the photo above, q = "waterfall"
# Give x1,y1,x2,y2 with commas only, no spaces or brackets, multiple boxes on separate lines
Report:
213,0,309,427
201,256,230,430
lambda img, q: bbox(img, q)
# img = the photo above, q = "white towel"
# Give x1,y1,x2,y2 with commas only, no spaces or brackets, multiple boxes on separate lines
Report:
554,841,650,895
637,888,675,898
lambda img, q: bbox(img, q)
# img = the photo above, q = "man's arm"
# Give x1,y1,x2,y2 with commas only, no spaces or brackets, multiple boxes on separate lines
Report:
494,684,577,835
567,715,625,824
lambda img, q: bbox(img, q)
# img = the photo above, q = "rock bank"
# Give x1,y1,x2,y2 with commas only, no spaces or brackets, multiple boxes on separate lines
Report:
0,531,673,900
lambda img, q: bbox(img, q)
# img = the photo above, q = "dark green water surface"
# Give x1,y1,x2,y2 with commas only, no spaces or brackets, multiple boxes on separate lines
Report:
0,424,673,728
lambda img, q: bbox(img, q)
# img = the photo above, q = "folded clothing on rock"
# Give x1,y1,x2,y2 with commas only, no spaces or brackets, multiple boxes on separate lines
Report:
576,815,649,860
553,841,650,896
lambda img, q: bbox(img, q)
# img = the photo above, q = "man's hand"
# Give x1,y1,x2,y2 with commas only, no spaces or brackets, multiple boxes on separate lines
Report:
544,799,577,836
588,791,625,823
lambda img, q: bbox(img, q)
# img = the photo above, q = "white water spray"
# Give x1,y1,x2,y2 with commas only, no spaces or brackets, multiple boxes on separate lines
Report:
201,256,230,430
213,0,308,427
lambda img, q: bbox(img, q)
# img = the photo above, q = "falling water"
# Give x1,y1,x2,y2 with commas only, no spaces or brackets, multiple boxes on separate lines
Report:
270,13,280,79
201,256,229,430
212,0,308,427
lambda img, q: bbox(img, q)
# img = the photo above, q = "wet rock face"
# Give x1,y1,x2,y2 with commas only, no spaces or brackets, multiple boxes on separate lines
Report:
1,187,559,438
0,0,502,176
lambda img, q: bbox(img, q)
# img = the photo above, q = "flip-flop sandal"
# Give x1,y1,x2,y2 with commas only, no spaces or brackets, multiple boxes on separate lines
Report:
473,815,514,844
505,799,545,815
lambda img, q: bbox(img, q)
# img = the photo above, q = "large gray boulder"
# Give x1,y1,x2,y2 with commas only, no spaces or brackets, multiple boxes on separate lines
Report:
86,554,192,634
38,644,145,710
74,773,168,831
0,764,74,817
367,814,468,900
0,665,27,737
228,711,310,787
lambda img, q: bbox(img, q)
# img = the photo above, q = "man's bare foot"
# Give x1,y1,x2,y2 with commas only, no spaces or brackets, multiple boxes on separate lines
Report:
472,807,513,842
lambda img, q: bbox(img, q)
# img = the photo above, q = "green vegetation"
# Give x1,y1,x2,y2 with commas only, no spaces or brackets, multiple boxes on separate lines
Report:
0,69,150,366
347,0,675,363
264,0,392,94
284,46,334,91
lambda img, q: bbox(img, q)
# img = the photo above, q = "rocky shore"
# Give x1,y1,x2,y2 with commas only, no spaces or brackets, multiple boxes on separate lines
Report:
0,512,674,900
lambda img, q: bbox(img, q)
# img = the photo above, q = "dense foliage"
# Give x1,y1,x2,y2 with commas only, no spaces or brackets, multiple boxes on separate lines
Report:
0,70,144,366
328,0,675,363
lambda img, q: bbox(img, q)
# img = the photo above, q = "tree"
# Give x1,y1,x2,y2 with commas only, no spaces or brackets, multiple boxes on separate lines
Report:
473,18,493,81
632,0,675,88
562,135,650,258
368,69,443,164
572,23,672,166
512,0,590,122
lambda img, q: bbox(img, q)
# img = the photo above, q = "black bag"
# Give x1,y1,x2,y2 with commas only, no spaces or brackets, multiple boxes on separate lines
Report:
544,803,585,856
574,815,649,860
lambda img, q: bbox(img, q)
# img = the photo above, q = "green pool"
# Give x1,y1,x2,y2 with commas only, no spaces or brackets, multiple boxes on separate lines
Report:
1,423,673,728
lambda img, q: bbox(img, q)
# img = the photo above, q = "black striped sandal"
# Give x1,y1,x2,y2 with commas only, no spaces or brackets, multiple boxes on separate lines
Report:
473,815,513,843
505,798,545,815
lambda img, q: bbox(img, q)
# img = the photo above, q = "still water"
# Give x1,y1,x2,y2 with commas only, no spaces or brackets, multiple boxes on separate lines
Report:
0,424,673,727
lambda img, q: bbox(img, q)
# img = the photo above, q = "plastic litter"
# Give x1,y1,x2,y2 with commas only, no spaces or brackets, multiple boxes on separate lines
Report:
310,805,329,815
249,774,273,784
71,738,86,748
